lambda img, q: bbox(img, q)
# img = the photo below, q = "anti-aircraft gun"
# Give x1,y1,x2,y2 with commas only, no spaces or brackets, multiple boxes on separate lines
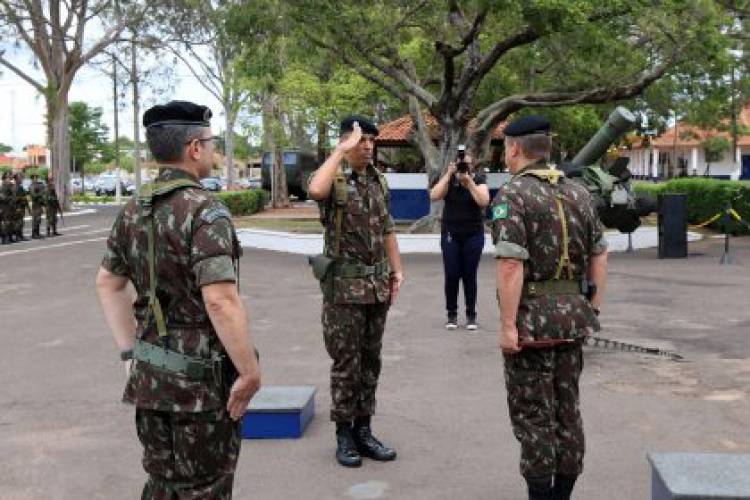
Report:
560,106,656,233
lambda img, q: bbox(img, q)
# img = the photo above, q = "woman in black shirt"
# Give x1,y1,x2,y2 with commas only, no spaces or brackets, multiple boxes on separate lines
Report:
429,153,490,330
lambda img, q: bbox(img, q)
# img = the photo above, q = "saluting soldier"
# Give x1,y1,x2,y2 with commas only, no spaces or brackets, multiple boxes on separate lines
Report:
29,173,46,239
45,175,62,236
13,173,29,241
96,100,261,499
491,116,608,500
307,115,405,468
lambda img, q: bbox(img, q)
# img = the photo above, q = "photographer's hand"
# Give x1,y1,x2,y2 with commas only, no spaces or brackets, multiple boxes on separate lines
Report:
456,172,472,187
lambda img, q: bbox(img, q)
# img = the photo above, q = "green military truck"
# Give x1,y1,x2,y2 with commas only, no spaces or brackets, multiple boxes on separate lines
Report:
261,150,318,201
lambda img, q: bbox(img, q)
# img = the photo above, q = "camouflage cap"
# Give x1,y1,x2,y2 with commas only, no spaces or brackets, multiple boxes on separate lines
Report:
143,100,212,128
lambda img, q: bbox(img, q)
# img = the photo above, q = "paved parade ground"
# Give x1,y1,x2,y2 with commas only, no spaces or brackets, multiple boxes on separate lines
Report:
1,206,749,500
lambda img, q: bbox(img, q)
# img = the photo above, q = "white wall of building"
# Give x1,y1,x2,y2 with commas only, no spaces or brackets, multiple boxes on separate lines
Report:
623,146,749,179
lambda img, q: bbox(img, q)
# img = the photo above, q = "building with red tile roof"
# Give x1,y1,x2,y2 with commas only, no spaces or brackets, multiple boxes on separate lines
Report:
623,106,750,180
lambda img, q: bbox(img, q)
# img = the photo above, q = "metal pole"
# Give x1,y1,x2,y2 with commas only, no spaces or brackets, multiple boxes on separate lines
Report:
113,55,121,202
720,208,733,265
627,232,634,253
131,33,141,191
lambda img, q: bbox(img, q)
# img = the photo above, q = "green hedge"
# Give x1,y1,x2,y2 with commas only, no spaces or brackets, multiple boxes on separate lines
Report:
633,179,750,235
72,194,115,203
215,189,270,216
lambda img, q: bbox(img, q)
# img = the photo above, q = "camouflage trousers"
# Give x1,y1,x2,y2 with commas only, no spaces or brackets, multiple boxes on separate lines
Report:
46,208,57,228
31,206,43,234
135,407,241,500
503,341,584,479
322,300,389,422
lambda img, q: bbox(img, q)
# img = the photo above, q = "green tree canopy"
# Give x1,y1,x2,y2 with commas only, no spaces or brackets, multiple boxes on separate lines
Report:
69,101,110,172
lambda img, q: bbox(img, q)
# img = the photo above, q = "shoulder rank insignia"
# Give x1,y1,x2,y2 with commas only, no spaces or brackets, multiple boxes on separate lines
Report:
200,204,232,224
492,203,509,220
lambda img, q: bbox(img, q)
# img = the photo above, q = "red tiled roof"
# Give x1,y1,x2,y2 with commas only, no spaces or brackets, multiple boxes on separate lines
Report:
376,113,506,145
632,105,750,149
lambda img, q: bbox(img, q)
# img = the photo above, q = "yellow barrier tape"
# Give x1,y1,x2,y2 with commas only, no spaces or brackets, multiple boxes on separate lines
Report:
729,208,742,222
689,212,723,229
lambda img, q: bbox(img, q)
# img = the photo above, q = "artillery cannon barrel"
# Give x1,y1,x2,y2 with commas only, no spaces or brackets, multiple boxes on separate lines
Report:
570,106,637,169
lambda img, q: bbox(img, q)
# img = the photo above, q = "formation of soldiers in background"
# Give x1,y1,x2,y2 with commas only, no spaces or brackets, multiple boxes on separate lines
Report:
0,171,62,244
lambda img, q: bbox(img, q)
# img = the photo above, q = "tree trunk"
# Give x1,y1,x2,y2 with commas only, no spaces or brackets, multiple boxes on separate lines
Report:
51,92,71,210
262,91,289,208
317,117,328,164
224,105,236,189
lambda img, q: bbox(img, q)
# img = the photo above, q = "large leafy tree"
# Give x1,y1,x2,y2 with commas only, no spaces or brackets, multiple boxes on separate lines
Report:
290,0,729,187
0,1,145,207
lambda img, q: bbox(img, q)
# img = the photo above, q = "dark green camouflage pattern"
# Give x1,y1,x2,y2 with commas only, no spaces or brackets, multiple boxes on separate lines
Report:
322,302,388,422
45,185,60,228
102,167,240,413
317,164,394,304
503,342,584,477
317,164,394,422
491,160,606,343
29,180,45,234
136,407,241,499
492,160,605,481
0,178,14,239
13,183,28,236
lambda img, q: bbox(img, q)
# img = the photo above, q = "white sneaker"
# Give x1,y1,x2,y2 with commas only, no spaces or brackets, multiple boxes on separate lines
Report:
466,316,478,331
445,316,458,330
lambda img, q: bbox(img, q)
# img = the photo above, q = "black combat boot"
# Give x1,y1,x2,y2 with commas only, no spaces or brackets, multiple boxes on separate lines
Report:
353,416,397,461
553,474,578,500
335,422,362,467
526,476,554,500
52,224,60,236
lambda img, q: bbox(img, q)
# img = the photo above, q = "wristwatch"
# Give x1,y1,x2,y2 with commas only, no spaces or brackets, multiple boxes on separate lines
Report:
120,349,133,361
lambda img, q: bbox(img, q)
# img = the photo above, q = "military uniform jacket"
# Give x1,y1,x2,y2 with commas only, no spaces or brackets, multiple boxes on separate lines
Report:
0,180,14,217
490,160,607,342
318,164,395,304
30,181,45,207
101,167,241,412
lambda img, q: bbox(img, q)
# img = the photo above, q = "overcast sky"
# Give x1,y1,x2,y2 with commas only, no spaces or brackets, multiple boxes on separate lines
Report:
0,47,228,154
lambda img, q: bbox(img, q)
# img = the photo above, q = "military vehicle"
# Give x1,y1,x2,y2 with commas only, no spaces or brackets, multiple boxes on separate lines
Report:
561,106,656,233
261,149,318,200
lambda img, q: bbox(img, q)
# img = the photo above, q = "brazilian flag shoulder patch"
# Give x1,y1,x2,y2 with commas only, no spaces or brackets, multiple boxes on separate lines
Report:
492,203,509,221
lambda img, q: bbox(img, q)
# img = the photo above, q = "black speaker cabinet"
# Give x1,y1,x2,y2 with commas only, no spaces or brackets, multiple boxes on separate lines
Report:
658,193,687,258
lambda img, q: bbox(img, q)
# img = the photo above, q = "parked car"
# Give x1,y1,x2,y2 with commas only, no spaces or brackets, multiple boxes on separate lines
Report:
261,150,317,200
94,175,126,196
200,177,222,192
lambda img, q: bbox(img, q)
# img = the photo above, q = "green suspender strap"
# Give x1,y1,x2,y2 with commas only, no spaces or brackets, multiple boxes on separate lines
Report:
137,178,201,339
332,167,348,257
517,168,578,297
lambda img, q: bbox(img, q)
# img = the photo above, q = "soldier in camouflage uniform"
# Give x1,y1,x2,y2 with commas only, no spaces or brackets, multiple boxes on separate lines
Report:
491,116,608,500
307,115,405,468
0,172,13,244
29,173,46,239
45,175,62,236
13,173,29,241
96,100,261,499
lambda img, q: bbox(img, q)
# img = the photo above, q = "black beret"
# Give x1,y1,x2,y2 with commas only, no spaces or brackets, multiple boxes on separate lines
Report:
340,114,379,136
504,115,551,137
143,100,212,128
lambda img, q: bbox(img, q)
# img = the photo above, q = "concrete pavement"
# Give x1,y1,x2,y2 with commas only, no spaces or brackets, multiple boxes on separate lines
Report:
1,205,749,500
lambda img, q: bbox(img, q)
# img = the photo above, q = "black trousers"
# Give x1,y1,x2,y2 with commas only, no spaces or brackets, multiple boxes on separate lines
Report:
440,229,484,317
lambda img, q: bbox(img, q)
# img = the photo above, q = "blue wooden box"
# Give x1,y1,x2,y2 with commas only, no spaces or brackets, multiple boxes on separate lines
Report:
241,385,316,439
